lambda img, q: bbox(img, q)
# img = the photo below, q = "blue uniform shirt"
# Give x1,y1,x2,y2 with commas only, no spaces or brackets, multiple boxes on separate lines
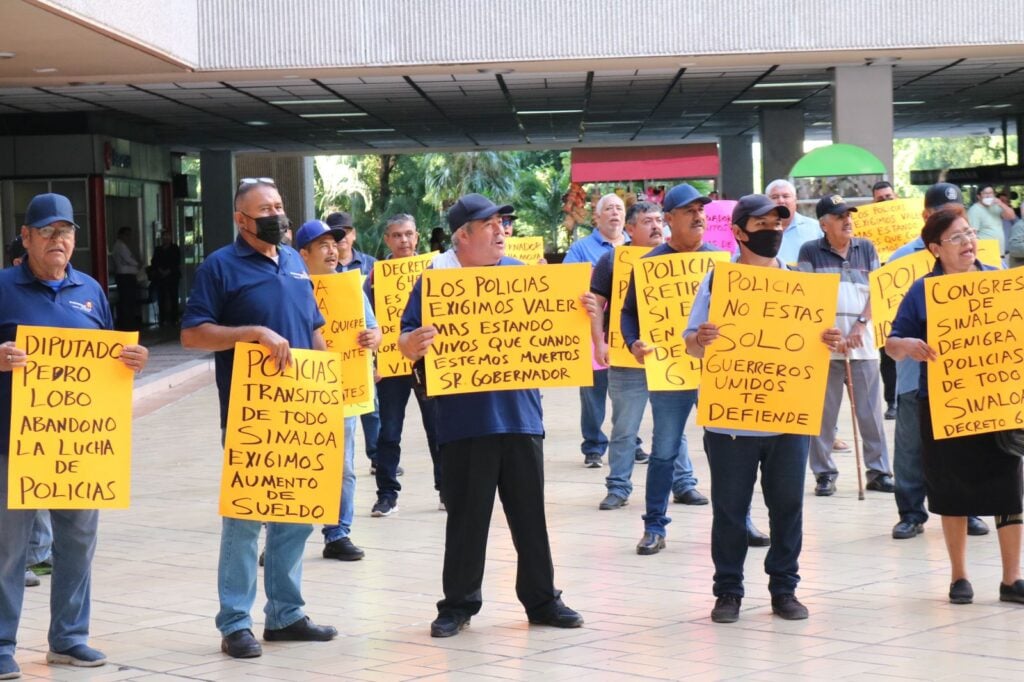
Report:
563,229,630,266
0,260,114,453
400,257,544,446
181,236,325,427
338,249,377,276
888,237,928,396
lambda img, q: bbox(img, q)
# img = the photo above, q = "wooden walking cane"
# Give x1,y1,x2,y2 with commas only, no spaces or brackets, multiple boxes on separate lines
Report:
844,356,866,501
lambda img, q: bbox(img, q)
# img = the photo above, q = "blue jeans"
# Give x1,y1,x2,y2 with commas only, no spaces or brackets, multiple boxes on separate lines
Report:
323,416,357,543
376,375,440,503
360,386,379,463
607,368,685,500
579,369,609,458
894,391,928,525
27,510,52,566
215,517,312,635
642,389,698,534
704,431,809,598
1,457,98,656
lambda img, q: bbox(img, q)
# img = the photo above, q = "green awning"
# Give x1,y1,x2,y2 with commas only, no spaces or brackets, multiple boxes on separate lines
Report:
790,143,886,177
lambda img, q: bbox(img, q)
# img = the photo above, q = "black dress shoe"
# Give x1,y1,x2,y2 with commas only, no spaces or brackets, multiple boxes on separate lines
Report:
263,616,337,642
711,595,741,623
747,524,770,547
892,520,924,539
771,594,809,620
884,404,897,420
430,611,470,637
528,599,584,628
221,629,262,658
323,537,365,561
866,474,895,493
949,578,973,604
967,516,990,536
598,493,628,510
673,489,709,505
814,475,836,497
999,579,1024,603
636,531,666,555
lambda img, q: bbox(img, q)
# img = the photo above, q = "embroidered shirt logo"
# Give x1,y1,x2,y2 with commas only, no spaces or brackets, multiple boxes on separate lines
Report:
69,300,93,312
288,270,311,281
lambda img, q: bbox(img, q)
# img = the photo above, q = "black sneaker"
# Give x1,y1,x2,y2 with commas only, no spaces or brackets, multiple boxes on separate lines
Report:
999,579,1024,604
371,499,397,517
771,594,809,620
634,448,650,464
263,616,337,642
814,475,836,497
892,520,924,539
583,454,602,468
528,599,584,628
884,403,897,420
323,537,365,561
949,578,973,604
430,612,470,638
598,493,628,510
711,595,741,623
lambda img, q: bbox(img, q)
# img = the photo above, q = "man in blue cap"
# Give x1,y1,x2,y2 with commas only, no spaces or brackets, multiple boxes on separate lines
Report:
294,220,381,562
399,193,594,638
0,193,150,678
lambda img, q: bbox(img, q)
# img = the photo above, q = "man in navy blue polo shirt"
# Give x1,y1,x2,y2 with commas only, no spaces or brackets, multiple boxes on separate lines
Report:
0,193,149,679
181,179,337,659
400,193,593,638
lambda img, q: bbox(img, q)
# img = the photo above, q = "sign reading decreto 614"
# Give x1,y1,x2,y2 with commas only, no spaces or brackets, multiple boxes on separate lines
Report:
8,326,138,509
698,263,839,435
421,263,593,395
374,252,435,378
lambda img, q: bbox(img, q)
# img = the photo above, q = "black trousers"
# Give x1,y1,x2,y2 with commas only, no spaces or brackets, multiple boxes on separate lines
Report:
880,348,896,405
437,434,559,619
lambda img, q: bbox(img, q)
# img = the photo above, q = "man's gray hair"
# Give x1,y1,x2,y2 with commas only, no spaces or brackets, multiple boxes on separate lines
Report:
386,213,415,231
764,178,795,196
594,193,624,215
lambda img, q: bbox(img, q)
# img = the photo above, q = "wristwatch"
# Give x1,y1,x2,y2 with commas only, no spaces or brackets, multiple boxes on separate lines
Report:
856,316,868,325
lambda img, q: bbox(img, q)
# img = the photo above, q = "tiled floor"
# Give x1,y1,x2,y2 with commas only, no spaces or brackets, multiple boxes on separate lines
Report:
13,375,1024,680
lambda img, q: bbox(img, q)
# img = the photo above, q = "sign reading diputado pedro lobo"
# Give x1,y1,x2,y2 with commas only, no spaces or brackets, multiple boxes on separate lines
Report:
8,326,138,509
925,269,1024,439
220,343,344,523
421,263,593,395
374,252,435,379
697,262,839,435
634,250,730,390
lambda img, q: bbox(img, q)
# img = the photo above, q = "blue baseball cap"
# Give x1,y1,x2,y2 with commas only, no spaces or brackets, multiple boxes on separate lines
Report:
24,193,79,229
662,183,712,213
447,193,513,231
294,220,344,250
732,194,791,225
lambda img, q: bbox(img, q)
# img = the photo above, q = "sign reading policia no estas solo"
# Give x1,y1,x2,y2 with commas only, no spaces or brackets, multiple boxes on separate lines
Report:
8,326,138,509
697,262,839,435
421,263,593,395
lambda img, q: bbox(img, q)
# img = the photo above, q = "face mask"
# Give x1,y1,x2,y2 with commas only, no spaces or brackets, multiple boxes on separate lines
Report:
982,196,995,207
244,213,287,245
739,225,783,258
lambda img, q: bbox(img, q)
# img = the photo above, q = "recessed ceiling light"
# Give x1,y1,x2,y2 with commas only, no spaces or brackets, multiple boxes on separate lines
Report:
33,67,58,73
519,109,583,115
477,68,514,75
973,103,1012,109
337,128,395,133
733,98,801,105
753,81,830,89
300,112,368,118
584,120,643,126
810,121,831,126
246,120,269,126
270,98,344,105
894,101,925,105
0,51,16,59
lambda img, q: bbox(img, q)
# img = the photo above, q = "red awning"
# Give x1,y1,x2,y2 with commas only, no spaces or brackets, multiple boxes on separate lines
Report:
570,144,719,183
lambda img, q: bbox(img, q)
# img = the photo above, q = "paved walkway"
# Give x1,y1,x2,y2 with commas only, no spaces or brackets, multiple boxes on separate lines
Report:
13,347,1024,681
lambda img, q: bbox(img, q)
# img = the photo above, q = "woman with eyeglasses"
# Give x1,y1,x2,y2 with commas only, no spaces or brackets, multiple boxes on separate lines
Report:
886,207,1024,606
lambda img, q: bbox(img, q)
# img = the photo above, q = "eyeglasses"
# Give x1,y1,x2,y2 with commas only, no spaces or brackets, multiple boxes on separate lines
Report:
500,217,515,227
238,177,276,187
940,229,977,246
36,226,76,241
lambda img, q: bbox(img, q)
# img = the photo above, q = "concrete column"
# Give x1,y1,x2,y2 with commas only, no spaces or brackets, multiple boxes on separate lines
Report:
235,154,311,224
832,65,894,178
199,150,235,254
718,135,754,199
759,108,805,189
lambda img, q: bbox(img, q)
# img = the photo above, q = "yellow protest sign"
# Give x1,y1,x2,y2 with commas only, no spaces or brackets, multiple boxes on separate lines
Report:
220,343,345,523
868,249,935,348
697,262,839,435
976,239,1003,268
608,246,649,368
311,271,372,410
852,198,922,262
421,263,593,395
373,252,435,378
8,326,138,509
925,270,1024,439
634,250,730,390
505,237,545,265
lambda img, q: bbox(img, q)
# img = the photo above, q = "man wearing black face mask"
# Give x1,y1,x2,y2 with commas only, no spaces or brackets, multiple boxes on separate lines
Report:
181,178,338,659
684,194,842,625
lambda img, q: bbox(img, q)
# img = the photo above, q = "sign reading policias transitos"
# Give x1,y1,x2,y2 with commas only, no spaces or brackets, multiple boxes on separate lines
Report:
421,263,593,396
925,269,1024,440
697,262,839,436
8,325,138,509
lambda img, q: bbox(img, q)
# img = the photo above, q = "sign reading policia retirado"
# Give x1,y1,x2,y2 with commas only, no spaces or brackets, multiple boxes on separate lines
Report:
8,326,138,509
634,251,731,390
374,252,435,379
421,263,593,396
220,343,345,524
925,269,1024,439
697,262,839,435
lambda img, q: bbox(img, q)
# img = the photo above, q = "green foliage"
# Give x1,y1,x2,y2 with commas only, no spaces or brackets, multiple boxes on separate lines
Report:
893,134,1018,197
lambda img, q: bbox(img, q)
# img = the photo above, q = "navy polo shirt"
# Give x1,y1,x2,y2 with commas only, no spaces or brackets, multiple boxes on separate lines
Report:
400,257,544,446
181,237,325,427
0,261,114,454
